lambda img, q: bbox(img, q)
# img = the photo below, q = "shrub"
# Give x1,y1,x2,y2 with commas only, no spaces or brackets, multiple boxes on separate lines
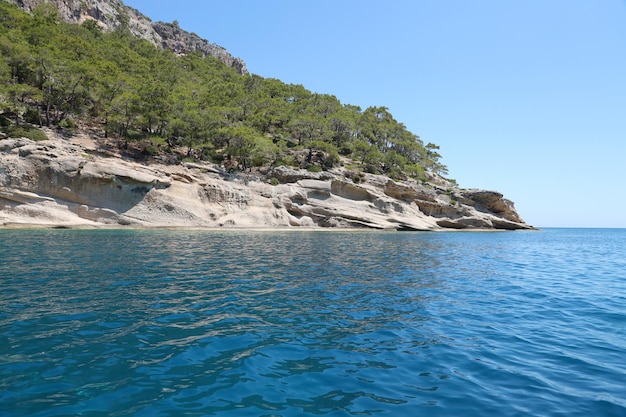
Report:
24,108,41,125
276,155,299,167
310,140,341,168
347,170,364,184
3,125,48,141
270,177,279,186
198,145,217,161
58,117,77,131
142,144,160,156
363,164,381,175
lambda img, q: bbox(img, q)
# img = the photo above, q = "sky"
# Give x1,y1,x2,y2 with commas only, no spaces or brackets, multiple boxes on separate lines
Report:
123,0,626,228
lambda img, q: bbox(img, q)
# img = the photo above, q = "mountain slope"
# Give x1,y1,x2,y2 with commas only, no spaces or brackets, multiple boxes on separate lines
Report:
5,0,247,74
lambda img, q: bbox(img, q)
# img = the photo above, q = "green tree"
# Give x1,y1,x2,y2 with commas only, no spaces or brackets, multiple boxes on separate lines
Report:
2,82,41,125
424,142,448,175
108,89,141,139
224,125,261,170
250,135,280,167
0,2,451,178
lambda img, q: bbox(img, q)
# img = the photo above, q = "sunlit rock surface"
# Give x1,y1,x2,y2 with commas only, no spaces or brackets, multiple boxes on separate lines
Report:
0,136,533,230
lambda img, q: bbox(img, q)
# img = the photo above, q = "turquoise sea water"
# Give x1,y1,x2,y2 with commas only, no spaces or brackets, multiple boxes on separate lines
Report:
0,228,625,416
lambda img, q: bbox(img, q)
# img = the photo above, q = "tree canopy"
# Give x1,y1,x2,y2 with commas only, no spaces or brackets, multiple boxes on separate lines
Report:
0,2,448,179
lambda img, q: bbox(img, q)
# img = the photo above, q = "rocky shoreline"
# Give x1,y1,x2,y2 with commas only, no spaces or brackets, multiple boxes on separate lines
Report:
0,134,534,231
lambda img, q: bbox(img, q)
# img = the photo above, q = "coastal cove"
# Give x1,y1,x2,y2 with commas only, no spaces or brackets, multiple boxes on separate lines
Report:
1,228,625,416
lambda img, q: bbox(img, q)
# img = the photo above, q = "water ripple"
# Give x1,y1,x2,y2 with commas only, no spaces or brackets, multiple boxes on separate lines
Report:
1,229,625,416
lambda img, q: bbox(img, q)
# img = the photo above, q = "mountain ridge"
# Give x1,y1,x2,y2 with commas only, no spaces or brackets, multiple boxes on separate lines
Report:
5,0,248,74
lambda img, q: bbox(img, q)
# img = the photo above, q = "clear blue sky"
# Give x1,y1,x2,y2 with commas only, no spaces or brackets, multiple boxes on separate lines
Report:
124,0,626,228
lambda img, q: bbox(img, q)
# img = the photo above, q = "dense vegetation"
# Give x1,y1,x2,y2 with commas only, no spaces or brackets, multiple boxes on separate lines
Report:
0,2,448,179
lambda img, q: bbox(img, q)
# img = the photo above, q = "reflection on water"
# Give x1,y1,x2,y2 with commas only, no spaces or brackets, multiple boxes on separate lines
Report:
1,229,625,416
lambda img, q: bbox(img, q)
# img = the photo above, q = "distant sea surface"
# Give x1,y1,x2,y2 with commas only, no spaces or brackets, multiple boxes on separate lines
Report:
1,228,625,416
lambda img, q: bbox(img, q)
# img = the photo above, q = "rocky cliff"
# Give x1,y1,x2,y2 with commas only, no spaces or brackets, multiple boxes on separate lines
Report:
0,134,533,230
5,0,247,74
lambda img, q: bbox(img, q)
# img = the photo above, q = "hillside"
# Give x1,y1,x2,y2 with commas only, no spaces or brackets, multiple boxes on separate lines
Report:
0,0,533,230
4,0,247,73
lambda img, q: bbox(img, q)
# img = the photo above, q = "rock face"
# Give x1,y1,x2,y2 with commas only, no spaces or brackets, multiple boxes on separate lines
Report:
6,0,248,74
0,136,533,230
152,22,247,75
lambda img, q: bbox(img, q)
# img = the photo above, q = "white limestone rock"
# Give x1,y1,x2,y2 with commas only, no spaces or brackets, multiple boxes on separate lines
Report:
0,137,533,230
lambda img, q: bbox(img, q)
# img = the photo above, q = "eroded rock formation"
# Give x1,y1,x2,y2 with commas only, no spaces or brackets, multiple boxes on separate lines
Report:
0,136,533,230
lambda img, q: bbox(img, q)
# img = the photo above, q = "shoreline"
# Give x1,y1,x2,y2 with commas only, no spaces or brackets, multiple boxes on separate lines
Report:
1,137,535,232
0,222,535,232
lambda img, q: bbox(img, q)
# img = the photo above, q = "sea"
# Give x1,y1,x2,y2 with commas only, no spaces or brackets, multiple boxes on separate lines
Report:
0,228,624,417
